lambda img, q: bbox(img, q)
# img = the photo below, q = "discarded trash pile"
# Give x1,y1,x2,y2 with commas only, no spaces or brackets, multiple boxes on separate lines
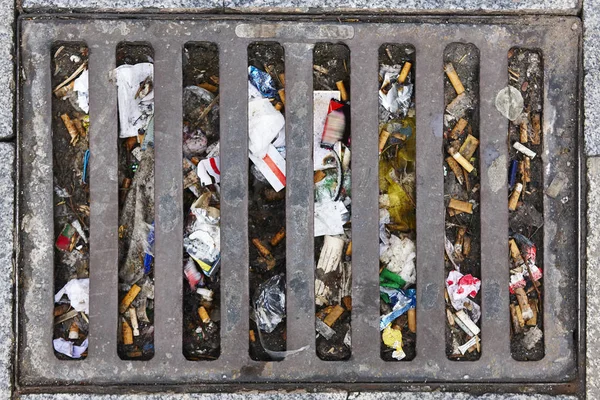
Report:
116,44,155,360
52,43,90,360
377,44,417,361
247,43,288,361
505,48,544,361
313,43,352,361
443,44,482,360
182,43,221,360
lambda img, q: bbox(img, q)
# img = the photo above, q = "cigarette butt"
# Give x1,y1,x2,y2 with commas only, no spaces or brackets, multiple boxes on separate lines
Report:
508,238,525,265
127,350,142,358
314,170,326,183
198,306,211,323
449,148,474,173
68,322,79,340
119,284,141,314
342,296,352,311
386,222,411,231
398,61,412,84
60,114,79,145
198,82,218,93
122,318,133,345
336,80,348,101
514,287,534,320
508,183,523,211
128,307,140,336
137,133,145,145
407,308,416,333
323,304,345,327
210,75,219,85
444,288,449,303
462,235,471,257
275,102,283,111
278,88,285,105
270,227,286,247
446,309,455,326
252,238,272,258
510,304,523,334
278,73,285,87
444,63,465,95
73,118,85,138
513,142,536,159
345,241,352,257
249,330,256,342
446,156,464,185
531,113,541,145
520,121,528,143
313,65,329,74
124,136,137,152
459,134,479,161
448,198,473,214
524,157,531,182
450,118,468,139
378,130,391,153
526,299,538,326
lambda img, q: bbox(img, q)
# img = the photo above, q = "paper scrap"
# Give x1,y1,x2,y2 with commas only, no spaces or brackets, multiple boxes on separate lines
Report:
55,278,89,314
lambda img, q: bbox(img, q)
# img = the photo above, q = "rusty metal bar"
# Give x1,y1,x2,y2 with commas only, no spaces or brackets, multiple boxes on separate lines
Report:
349,39,380,361
284,42,316,360
88,39,119,363
219,39,250,365
152,38,185,363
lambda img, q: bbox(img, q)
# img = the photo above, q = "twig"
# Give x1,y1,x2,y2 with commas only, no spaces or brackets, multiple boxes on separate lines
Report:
53,62,87,94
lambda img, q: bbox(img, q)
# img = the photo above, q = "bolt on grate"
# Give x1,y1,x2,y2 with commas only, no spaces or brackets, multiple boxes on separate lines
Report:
17,16,582,391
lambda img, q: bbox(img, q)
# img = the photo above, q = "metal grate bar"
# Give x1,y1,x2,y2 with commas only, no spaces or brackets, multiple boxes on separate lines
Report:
476,40,511,364
414,40,446,362
219,39,250,365
348,39,381,361
152,38,185,363
283,42,316,359
87,39,119,364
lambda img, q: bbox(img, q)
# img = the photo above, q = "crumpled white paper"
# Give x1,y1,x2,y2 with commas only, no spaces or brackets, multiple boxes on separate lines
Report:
54,278,89,314
379,235,416,285
314,200,349,237
114,63,154,138
73,69,89,114
248,98,285,159
53,338,88,358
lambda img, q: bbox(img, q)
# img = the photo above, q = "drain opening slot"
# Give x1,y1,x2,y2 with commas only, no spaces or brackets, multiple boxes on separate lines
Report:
507,48,545,361
313,42,352,361
51,41,90,360
116,42,155,361
181,42,222,361
377,43,417,362
247,42,288,361
443,42,482,361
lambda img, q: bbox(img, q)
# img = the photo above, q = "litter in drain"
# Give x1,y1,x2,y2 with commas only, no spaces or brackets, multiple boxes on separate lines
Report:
17,16,582,394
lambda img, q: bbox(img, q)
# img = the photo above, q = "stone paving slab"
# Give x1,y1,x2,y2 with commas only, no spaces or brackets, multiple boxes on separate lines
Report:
19,0,580,13
584,0,600,156
0,143,14,400
0,0,14,140
587,157,600,399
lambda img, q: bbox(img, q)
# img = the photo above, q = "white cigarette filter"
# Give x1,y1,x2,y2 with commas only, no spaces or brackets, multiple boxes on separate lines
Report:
513,142,536,159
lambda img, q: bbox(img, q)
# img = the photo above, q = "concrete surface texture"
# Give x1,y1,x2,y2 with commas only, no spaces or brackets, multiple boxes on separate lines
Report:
4,0,597,399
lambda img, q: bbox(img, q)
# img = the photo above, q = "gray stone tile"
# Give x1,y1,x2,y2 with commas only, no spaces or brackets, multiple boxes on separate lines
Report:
587,156,600,399
0,0,13,139
0,143,14,400
21,0,221,10
584,0,600,155
223,0,579,13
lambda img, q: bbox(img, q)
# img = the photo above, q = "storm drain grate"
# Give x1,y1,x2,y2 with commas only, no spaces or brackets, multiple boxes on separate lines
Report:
17,15,582,393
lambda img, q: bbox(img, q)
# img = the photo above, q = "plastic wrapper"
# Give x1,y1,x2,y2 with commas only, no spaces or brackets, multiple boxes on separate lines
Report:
55,278,89,314
248,66,277,98
253,274,286,333
379,288,416,330
320,99,347,148
445,270,481,311
382,325,406,360
53,338,88,359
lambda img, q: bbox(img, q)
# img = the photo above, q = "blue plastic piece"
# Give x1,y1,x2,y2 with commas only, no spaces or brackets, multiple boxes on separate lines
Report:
248,66,277,98
508,159,518,187
82,149,90,184
143,222,155,275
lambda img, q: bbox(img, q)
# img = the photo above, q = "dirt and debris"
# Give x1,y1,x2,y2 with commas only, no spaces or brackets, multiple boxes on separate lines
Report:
378,44,417,361
52,43,90,360
247,43,287,361
313,43,352,361
443,43,482,361
182,42,221,361
507,48,544,361
116,43,155,360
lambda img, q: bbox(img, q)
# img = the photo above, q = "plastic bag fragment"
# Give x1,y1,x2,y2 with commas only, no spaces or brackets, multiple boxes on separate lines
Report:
254,274,285,333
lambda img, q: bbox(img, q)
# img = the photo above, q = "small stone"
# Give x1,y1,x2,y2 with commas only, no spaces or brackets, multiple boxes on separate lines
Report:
546,171,568,198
